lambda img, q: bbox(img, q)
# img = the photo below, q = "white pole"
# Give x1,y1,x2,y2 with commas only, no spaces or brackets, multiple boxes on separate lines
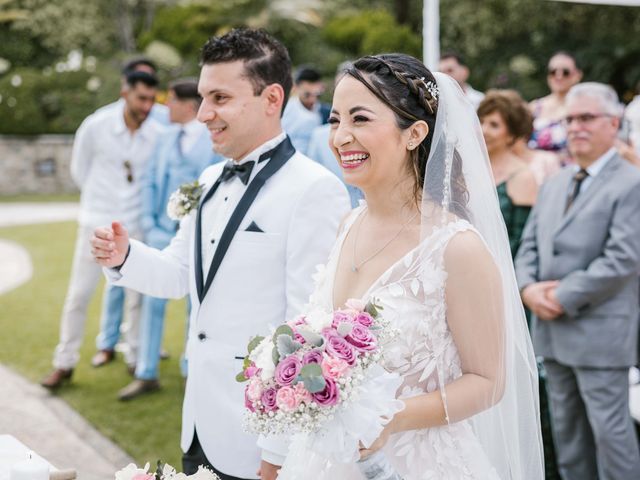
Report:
423,0,440,71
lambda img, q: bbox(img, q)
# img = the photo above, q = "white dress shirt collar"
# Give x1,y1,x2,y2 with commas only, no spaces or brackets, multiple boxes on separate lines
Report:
112,102,159,140
234,131,287,166
575,147,616,178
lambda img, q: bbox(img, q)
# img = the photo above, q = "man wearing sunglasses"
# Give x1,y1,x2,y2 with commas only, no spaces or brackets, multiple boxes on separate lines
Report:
41,71,162,389
516,82,640,480
281,65,327,155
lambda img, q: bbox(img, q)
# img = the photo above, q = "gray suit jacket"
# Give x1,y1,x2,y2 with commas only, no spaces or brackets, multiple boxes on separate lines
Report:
515,153,640,368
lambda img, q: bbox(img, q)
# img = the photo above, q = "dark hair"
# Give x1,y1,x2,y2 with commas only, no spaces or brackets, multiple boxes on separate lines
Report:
440,51,467,67
549,50,581,71
294,66,322,84
200,28,292,112
122,57,158,76
169,78,201,106
477,89,534,141
345,54,463,211
125,71,159,89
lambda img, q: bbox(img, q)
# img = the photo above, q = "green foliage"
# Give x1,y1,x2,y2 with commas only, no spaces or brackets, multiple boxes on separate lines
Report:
299,363,325,393
323,9,421,59
0,64,120,134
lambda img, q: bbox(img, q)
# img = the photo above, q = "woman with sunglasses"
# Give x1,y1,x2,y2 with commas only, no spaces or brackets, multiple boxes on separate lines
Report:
529,52,583,165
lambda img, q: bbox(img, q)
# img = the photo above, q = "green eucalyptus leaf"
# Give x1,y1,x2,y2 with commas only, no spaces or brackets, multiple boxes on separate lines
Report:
272,324,294,343
297,328,325,348
272,346,280,366
243,356,251,370
303,376,326,393
277,334,303,358
247,335,265,355
235,371,248,383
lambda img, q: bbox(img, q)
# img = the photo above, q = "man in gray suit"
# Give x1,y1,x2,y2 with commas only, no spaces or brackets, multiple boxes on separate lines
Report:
515,82,640,480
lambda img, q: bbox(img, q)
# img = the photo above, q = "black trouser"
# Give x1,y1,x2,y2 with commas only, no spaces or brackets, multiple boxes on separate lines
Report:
183,429,256,480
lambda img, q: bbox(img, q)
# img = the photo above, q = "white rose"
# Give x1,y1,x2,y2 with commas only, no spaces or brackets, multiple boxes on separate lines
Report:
249,337,276,381
305,309,332,332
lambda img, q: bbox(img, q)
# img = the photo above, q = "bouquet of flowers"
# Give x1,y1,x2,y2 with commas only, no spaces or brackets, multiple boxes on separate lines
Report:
166,180,204,221
237,299,405,478
115,462,219,480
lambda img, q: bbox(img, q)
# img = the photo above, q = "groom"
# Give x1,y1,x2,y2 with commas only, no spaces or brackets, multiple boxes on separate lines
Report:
91,29,350,479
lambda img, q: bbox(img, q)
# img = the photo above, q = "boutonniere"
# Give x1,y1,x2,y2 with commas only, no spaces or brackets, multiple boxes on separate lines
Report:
166,180,204,221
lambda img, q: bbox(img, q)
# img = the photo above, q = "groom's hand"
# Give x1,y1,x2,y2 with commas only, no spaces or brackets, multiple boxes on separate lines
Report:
91,221,130,268
256,460,280,480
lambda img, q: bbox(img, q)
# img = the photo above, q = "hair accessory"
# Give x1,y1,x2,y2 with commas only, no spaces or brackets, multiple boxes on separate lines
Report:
424,80,439,101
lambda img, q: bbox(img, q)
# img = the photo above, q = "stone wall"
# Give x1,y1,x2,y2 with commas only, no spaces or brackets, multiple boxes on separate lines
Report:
0,135,78,195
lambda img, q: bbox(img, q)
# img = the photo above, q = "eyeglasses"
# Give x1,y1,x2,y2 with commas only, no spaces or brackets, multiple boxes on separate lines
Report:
563,113,612,126
123,160,133,183
547,67,574,78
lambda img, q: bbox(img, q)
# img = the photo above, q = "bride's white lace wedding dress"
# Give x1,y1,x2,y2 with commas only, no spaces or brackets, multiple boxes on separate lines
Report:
295,205,501,480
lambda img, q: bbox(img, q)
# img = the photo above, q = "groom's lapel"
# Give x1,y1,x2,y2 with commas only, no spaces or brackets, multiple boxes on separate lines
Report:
197,136,296,303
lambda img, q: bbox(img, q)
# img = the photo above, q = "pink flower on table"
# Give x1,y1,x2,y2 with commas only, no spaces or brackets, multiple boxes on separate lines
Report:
276,386,299,412
274,355,302,387
345,323,377,351
261,387,278,412
312,377,339,406
293,382,312,404
345,298,366,312
354,312,374,327
325,333,357,365
321,355,350,380
247,377,263,402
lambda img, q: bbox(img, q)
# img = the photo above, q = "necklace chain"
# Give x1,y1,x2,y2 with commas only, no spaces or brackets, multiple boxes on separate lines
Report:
351,209,419,273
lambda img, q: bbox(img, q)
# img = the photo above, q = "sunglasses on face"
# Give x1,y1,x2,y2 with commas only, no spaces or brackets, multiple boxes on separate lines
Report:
563,113,612,126
548,67,574,78
124,160,133,183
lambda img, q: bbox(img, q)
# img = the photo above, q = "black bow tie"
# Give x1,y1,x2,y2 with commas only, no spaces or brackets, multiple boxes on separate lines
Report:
220,161,254,185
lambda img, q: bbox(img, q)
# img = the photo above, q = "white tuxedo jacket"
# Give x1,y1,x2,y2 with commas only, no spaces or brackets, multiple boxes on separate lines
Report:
108,147,350,478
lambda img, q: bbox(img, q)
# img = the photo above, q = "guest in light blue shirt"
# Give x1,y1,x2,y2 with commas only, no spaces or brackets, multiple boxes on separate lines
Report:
282,66,326,155
117,78,223,400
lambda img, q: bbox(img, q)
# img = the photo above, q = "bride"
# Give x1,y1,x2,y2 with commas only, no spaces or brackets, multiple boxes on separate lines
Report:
279,54,543,479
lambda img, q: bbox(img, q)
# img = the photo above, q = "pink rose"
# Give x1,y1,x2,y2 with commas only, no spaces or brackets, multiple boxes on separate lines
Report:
312,377,340,406
302,349,323,365
293,382,312,404
276,386,299,412
245,365,258,378
331,311,354,328
321,355,350,380
245,389,256,413
247,377,262,402
354,312,374,327
261,387,278,412
132,475,154,480
274,355,302,387
325,333,357,365
293,331,307,345
345,323,377,351
345,298,366,312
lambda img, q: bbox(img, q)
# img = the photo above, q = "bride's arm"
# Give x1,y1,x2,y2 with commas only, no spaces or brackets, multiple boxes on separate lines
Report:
388,230,506,434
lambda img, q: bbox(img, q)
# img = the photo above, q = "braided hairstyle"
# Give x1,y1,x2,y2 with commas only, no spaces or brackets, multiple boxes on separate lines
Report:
343,54,467,216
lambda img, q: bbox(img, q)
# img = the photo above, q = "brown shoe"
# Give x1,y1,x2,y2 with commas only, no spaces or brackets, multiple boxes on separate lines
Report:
40,368,73,390
91,349,115,368
118,379,160,401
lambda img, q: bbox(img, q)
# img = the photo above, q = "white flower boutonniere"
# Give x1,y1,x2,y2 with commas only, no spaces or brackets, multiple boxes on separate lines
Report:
166,180,204,221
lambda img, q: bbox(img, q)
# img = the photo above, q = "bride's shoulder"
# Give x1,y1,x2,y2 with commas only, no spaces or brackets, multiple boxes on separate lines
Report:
443,228,499,279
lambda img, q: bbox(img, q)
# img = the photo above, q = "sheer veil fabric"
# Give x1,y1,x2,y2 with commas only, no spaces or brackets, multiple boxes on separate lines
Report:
424,73,543,478
279,71,544,479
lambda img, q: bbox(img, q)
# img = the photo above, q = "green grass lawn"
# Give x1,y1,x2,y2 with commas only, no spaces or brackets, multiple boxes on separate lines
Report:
0,193,81,202
0,221,186,467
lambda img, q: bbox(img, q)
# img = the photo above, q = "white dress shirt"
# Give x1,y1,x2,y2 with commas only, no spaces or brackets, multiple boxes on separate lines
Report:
71,102,163,229
200,132,287,277
573,147,616,194
179,117,207,154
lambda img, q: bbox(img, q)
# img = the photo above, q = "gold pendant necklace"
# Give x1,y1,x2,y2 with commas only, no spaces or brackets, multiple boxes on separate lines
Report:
351,209,419,273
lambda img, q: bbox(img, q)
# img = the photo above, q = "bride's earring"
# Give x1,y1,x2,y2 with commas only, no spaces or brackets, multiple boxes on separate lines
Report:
407,141,414,150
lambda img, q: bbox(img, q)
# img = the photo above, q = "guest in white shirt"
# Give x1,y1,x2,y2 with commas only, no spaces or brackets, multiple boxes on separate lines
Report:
41,71,163,389
439,51,485,109
281,66,326,155
90,29,349,480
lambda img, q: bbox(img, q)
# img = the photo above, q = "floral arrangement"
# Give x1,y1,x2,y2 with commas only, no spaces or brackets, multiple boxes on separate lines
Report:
166,180,204,221
236,298,398,436
115,462,219,480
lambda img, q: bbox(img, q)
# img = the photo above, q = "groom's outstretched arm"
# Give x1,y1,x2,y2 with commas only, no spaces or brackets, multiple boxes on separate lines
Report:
92,217,192,299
